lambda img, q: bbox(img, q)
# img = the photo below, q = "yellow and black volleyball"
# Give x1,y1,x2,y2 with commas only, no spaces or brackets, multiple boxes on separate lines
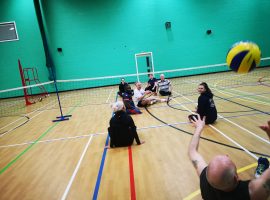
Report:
226,41,261,73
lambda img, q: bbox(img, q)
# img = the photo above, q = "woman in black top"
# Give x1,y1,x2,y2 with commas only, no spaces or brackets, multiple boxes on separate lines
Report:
118,78,129,97
189,82,217,124
108,101,142,148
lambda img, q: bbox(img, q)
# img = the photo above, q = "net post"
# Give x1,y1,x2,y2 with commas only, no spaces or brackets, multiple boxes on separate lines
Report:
50,68,72,122
18,59,34,106
134,54,140,82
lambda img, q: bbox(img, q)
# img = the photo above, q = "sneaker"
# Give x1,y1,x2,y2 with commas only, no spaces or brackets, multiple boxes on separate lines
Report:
255,157,269,178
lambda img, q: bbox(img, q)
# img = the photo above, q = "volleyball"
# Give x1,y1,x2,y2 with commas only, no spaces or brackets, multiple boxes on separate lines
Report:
226,41,261,73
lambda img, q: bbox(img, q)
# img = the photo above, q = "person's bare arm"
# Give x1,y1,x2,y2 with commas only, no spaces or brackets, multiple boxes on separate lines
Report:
188,114,208,176
155,83,159,94
249,168,270,200
137,90,151,101
259,120,270,140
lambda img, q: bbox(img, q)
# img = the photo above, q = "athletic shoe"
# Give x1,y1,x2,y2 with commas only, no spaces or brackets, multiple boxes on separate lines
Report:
255,157,269,178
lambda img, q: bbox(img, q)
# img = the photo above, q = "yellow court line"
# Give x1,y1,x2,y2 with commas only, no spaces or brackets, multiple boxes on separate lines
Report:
183,161,259,200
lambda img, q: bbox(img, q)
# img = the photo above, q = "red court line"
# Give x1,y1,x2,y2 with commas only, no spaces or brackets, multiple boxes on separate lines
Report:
128,146,136,200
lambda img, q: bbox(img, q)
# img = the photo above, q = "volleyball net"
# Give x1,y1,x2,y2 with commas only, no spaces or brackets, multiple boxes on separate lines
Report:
1,63,270,117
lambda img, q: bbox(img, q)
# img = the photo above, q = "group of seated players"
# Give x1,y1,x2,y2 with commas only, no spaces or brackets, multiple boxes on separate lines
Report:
108,75,270,199
117,73,172,114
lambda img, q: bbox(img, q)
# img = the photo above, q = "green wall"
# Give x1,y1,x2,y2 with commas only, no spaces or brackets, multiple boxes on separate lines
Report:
0,0,49,90
40,0,270,81
1,0,270,90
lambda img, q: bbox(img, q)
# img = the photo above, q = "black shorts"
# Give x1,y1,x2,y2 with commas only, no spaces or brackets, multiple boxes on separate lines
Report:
137,100,145,107
159,91,171,96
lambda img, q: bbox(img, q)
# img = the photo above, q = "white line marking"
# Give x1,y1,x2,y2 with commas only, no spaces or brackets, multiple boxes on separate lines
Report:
0,122,191,148
214,86,270,106
209,125,258,159
0,98,57,131
61,135,94,200
173,90,259,160
0,100,58,138
1,110,267,149
106,89,114,103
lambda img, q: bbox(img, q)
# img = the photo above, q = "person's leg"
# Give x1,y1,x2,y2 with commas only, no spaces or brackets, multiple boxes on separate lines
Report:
145,86,151,91
137,99,150,107
141,99,151,106
147,97,167,103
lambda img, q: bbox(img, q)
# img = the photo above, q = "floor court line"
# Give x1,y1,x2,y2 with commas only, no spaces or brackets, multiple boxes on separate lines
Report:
172,91,258,160
0,97,58,132
1,110,268,149
0,105,78,175
0,95,69,138
0,122,193,149
216,87,270,106
174,88,270,145
92,94,118,200
128,146,136,200
61,135,94,200
213,85,270,106
106,89,114,103
183,161,259,200
0,104,56,138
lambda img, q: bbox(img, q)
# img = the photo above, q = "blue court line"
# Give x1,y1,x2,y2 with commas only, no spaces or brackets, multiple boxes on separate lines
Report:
92,94,118,200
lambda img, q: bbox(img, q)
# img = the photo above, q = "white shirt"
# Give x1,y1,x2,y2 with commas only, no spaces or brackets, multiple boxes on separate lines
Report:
134,88,145,103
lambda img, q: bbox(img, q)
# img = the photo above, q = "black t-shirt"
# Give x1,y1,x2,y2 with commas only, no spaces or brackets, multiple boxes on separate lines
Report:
200,167,250,200
148,78,157,87
197,93,217,124
119,82,128,93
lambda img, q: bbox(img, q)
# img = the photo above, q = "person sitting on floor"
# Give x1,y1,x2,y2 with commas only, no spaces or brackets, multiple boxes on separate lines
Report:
134,82,167,107
156,74,172,96
188,114,270,200
188,82,217,125
108,101,144,148
122,85,141,115
118,78,129,97
145,74,157,93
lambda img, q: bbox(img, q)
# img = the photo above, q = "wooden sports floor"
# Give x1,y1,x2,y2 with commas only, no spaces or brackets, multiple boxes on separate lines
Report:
0,68,270,200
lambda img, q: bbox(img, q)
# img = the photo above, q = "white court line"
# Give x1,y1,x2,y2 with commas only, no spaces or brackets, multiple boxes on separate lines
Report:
0,98,57,131
61,135,94,200
0,95,69,138
214,86,270,106
0,133,103,148
0,121,191,148
0,115,28,132
210,125,258,159
0,110,268,149
173,92,270,145
106,89,114,103
172,90,259,160
0,102,56,138
176,89,269,145
176,80,270,145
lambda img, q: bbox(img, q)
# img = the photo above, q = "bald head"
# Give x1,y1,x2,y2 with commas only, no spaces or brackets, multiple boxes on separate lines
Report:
207,155,238,191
